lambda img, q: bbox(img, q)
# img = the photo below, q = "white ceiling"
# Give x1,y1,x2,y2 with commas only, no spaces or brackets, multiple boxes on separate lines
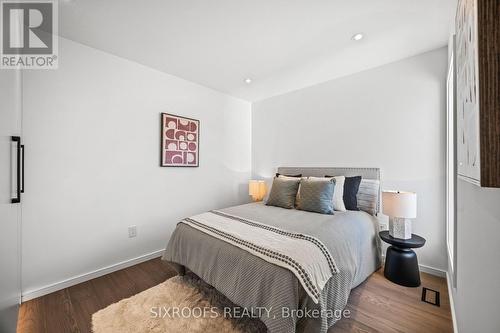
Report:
59,0,457,102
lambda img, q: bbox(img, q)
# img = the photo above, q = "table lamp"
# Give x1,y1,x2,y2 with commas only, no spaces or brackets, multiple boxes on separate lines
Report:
382,191,417,240
248,180,267,202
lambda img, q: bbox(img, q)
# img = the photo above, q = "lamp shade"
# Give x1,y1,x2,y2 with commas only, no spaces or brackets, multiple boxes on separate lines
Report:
248,180,267,201
382,191,417,218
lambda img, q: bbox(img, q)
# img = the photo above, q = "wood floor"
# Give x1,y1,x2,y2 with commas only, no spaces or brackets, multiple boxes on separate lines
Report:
17,258,453,333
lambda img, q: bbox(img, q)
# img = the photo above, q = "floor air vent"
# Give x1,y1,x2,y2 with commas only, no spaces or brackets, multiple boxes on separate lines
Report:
421,287,440,307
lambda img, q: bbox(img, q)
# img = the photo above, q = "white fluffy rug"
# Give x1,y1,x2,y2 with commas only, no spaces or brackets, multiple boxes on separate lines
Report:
92,275,265,333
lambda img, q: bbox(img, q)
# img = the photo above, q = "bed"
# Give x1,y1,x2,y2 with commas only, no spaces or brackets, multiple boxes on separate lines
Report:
163,167,382,333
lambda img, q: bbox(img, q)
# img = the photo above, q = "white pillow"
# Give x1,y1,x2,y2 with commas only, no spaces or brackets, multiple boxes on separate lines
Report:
307,176,346,211
330,176,346,211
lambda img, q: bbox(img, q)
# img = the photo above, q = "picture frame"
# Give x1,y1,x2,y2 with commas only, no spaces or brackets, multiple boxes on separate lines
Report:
160,113,200,167
455,0,500,187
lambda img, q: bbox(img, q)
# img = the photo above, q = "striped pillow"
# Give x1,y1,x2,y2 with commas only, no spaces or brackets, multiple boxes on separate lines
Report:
357,179,380,215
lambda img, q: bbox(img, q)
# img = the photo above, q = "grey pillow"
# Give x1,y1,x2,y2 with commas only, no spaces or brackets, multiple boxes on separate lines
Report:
266,177,301,209
296,178,335,214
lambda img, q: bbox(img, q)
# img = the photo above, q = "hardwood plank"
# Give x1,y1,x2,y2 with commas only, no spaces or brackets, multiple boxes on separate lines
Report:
353,272,451,320
17,297,46,333
17,259,453,333
43,290,80,333
329,270,453,333
67,280,104,333
330,305,395,333
123,261,162,291
89,274,124,309
330,304,383,333
102,270,139,304
348,290,450,333
106,266,142,298
136,258,175,285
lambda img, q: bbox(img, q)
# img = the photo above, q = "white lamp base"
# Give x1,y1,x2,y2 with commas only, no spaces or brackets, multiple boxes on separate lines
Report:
389,217,412,239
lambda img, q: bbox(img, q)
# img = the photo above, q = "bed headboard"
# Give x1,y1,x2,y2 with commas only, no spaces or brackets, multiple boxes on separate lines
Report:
276,167,381,214
276,167,380,180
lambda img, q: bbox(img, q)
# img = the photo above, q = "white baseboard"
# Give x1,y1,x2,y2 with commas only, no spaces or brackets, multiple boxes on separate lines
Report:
446,271,459,333
419,264,447,278
21,249,165,302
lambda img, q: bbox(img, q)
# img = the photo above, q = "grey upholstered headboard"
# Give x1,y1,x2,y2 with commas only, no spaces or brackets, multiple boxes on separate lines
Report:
276,167,381,214
277,167,380,180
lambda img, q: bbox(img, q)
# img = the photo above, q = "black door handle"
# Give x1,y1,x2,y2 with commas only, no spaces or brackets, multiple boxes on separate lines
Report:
11,136,21,203
20,144,24,193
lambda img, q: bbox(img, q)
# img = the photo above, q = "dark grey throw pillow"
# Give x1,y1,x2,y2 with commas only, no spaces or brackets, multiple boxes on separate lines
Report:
266,177,301,209
296,178,335,214
275,173,302,178
325,175,362,210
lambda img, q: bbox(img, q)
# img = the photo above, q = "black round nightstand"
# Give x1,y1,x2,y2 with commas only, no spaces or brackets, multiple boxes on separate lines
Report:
379,231,426,287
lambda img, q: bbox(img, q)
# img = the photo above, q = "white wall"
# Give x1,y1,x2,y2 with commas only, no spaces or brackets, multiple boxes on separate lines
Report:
21,38,251,295
252,48,448,271
451,180,500,332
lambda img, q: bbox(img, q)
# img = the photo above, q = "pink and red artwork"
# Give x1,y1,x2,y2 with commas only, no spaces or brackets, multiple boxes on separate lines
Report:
161,113,199,167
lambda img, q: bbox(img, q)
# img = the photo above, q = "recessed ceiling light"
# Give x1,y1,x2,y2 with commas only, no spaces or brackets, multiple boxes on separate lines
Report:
352,33,364,41
244,78,252,84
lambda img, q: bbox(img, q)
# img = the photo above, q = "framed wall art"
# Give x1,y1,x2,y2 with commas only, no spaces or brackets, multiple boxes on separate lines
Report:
160,113,199,167
455,0,500,187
